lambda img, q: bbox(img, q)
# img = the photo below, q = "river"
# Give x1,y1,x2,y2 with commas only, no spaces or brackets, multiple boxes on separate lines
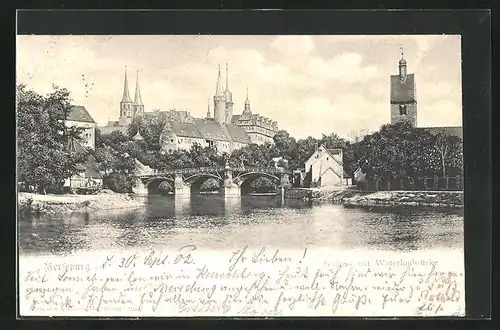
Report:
18,194,464,256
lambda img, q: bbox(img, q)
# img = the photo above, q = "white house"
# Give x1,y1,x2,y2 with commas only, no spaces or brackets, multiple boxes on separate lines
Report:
304,144,345,187
65,105,96,149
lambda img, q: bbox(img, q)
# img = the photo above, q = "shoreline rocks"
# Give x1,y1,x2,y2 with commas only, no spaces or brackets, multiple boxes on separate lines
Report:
18,191,144,215
342,190,463,209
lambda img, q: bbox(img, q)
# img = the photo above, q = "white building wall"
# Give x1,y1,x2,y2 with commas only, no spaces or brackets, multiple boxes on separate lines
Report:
305,147,343,186
65,120,96,149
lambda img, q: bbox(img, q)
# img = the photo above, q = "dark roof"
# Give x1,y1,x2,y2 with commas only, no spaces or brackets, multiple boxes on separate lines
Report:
418,126,463,139
231,115,241,125
327,148,342,155
66,138,102,178
193,118,230,141
66,105,95,123
224,124,251,144
98,125,128,135
390,74,416,103
169,121,203,139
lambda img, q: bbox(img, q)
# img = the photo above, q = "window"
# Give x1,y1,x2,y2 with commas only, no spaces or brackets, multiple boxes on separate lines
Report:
399,104,407,115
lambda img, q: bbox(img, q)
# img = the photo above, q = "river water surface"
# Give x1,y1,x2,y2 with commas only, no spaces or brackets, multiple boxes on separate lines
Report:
18,195,464,256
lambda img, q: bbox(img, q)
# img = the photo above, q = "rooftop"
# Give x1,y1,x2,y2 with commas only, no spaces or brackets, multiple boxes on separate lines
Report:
66,105,95,123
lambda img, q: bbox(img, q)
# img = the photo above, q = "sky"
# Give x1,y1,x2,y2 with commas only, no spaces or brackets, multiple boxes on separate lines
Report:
16,35,462,139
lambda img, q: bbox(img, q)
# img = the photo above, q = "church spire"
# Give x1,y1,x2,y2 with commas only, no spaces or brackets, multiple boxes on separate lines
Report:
225,62,229,91
215,65,224,96
243,87,251,114
121,66,132,103
206,98,212,118
134,69,143,105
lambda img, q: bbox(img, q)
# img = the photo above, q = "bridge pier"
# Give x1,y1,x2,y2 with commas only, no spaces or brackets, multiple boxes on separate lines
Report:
222,169,241,196
132,178,148,195
174,173,191,196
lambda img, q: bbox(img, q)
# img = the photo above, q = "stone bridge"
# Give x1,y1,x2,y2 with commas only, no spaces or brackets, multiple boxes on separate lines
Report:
134,165,292,196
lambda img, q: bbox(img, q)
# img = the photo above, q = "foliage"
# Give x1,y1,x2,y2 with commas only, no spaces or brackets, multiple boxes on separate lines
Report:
354,122,462,180
250,177,276,192
128,109,169,151
199,178,220,192
157,181,172,195
103,172,135,193
17,84,87,194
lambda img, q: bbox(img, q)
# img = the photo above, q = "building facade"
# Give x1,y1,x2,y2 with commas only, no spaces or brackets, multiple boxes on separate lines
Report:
65,105,96,149
390,49,418,127
303,145,345,187
64,106,102,188
230,88,279,145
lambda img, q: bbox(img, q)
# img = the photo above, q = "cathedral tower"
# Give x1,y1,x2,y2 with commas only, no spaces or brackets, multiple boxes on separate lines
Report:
213,65,226,124
224,63,234,124
119,66,134,124
133,69,144,117
390,48,417,126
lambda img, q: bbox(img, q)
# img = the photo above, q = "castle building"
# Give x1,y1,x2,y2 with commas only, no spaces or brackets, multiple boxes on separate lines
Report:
100,63,280,154
390,49,462,139
230,88,279,145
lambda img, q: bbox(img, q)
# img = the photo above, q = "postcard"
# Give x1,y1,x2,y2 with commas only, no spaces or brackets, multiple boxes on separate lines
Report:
17,34,464,317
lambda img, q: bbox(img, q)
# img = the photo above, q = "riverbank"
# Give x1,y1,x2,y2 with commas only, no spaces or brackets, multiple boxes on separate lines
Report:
18,190,144,215
342,190,463,209
286,186,464,209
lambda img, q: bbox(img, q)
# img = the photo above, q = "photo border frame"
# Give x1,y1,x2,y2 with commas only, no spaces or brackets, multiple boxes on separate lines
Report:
9,7,492,329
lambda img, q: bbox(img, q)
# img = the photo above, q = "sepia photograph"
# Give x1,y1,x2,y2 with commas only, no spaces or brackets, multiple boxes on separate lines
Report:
17,33,465,317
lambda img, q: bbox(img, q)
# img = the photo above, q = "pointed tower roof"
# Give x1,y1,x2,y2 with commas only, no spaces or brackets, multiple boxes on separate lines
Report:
206,98,212,118
225,63,229,91
121,66,132,103
134,69,143,105
399,47,407,66
243,87,252,115
215,65,224,96
245,87,250,105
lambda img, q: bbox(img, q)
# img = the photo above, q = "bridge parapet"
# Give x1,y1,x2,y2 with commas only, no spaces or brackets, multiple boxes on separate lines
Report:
138,166,291,178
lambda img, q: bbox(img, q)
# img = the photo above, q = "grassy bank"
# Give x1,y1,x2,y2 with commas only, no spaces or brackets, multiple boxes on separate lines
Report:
18,190,144,215
342,190,463,209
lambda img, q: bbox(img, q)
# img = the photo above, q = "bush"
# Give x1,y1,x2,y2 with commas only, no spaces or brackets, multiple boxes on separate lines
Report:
157,181,173,195
200,178,220,192
103,172,134,193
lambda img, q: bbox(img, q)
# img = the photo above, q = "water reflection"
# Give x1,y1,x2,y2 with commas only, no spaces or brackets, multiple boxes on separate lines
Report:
18,195,464,256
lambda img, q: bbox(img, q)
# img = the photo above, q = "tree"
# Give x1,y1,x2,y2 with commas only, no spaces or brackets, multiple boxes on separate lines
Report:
17,84,87,194
432,131,463,177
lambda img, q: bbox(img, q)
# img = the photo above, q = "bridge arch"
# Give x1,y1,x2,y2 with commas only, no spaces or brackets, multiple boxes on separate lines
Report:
146,177,174,195
235,172,281,195
184,173,223,194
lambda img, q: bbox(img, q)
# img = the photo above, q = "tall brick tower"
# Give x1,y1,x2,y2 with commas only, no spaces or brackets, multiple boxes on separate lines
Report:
390,48,417,126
